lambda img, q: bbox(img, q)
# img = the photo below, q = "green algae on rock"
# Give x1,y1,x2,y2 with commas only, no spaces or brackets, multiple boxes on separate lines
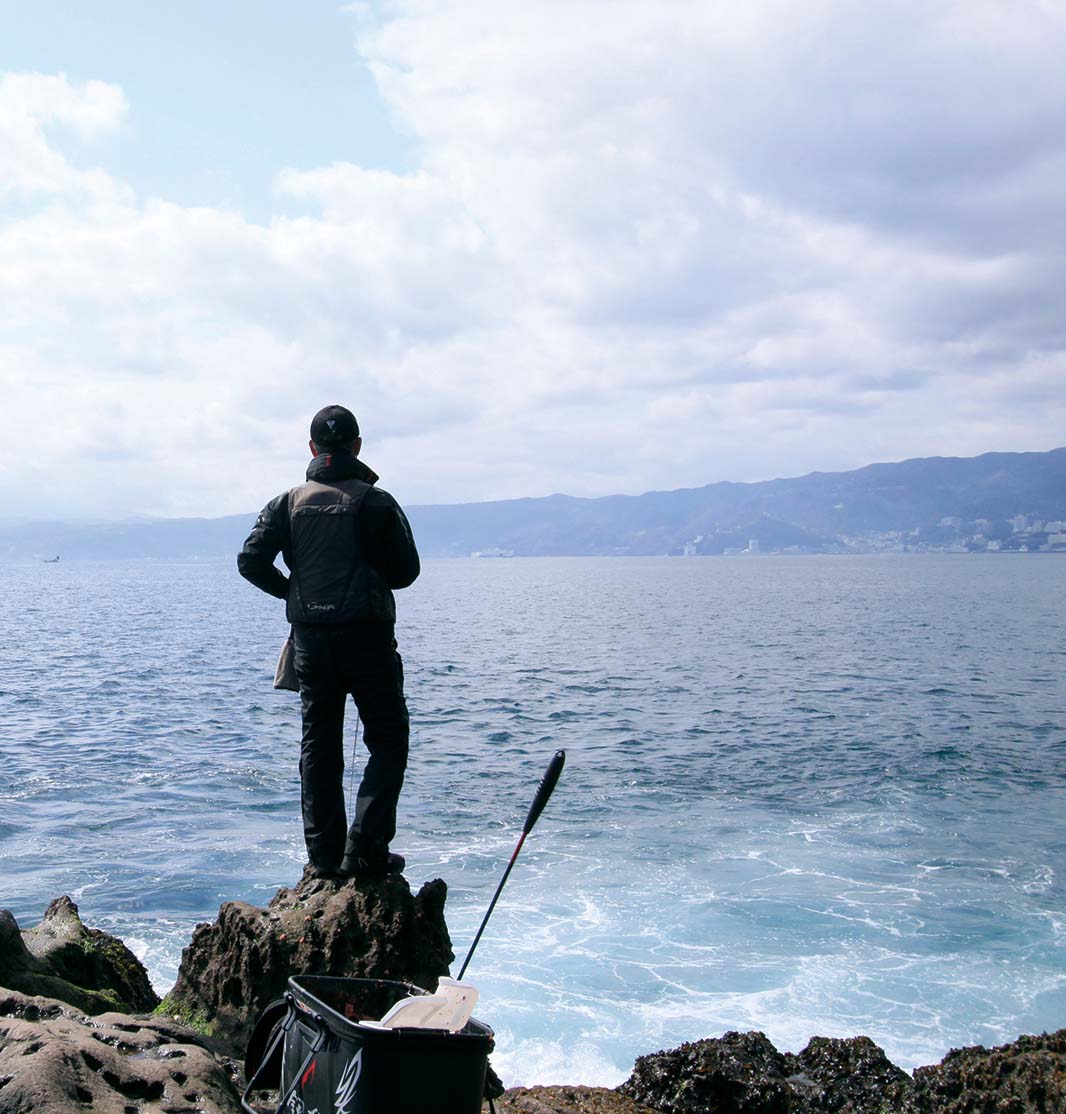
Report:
0,899,158,1017
20,896,159,1013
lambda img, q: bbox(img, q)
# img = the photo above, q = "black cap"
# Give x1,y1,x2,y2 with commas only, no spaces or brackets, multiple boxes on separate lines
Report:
310,404,360,447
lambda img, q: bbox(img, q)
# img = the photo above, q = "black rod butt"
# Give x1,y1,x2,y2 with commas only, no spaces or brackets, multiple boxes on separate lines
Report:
523,749,566,834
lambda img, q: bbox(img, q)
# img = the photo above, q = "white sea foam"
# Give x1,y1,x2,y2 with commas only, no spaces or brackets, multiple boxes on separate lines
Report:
490,1029,631,1089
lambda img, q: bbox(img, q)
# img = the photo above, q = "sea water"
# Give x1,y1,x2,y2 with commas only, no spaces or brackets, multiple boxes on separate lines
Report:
1,555,1064,1086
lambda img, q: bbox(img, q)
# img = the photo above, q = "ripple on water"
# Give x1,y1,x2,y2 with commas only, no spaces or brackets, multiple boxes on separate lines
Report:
1,555,1064,1085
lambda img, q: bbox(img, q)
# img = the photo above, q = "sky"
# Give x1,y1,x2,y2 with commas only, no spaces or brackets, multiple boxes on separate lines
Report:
1,0,1065,519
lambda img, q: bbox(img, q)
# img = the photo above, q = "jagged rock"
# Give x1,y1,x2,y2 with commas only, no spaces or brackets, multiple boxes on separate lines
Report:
165,867,454,1055
618,1029,1066,1114
784,1035,912,1112
0,987,240,1113
905,1029,1066,1113
0,901,157,1016
492,1086,659,1113
619,1030,795,1113
20,896,159,1013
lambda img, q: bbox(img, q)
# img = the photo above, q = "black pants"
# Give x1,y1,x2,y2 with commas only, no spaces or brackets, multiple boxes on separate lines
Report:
291,621,410,871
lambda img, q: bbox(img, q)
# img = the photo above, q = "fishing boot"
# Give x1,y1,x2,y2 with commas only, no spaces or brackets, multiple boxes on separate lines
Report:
340,849,405,881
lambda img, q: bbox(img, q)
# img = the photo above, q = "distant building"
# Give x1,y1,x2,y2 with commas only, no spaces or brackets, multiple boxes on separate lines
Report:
1012,515,1028,532
939,516,963,528
747,539,760,554
1049,533,1066,547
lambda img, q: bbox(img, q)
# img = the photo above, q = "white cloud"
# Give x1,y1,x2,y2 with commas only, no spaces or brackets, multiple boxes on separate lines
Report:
0,72,129,200
1,2,1064,518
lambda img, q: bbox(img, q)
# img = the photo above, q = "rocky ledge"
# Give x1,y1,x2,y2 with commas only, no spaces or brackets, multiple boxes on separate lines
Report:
163,865,453,1054
616,1028,1066,1113
497,1029,1066,1113
0,988,239,1113
1,884,1063,1114
0,896,157,1016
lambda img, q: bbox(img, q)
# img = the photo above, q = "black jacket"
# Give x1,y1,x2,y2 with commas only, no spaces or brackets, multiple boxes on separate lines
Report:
237,452,420,623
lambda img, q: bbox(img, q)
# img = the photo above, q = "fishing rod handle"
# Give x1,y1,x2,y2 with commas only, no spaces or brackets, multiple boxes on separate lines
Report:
523,750,566,834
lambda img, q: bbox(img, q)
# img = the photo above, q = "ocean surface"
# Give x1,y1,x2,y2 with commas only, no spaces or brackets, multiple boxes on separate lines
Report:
1,555,1064,1087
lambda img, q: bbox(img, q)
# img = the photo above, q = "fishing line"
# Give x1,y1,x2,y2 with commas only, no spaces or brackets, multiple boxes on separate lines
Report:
347,710,362,818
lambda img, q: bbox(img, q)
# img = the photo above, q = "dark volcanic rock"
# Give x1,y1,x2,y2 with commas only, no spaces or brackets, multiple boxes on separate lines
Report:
0,987,240,1113
785,1035,912,1112
619,1030,795,1113
905,1029,1066,1113
166,867,454,1055
618,1029,1066,1114
493,1085,659,1113
20,896,158,1012
0,900,157,1015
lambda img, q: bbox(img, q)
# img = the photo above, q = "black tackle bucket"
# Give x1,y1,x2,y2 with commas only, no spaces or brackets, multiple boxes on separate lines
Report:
242,974,494,1114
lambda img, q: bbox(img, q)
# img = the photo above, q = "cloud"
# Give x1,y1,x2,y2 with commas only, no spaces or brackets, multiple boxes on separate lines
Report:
1,2,1065,518
0,72,129,200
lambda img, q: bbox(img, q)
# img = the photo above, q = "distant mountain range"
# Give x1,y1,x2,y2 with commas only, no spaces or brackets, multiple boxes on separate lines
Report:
3,448,1064,561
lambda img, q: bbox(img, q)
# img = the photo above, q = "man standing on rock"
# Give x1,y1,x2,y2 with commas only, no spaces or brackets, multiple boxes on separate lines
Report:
238,405,420,881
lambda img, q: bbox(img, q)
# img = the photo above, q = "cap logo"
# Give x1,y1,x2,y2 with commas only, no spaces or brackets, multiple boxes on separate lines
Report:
327,419,336,432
